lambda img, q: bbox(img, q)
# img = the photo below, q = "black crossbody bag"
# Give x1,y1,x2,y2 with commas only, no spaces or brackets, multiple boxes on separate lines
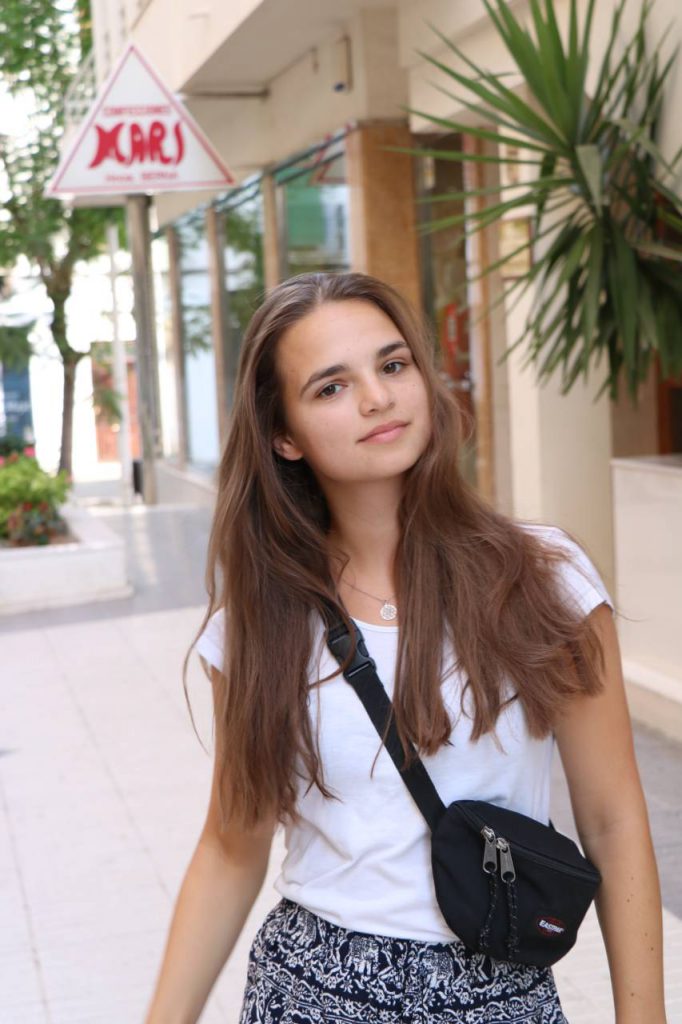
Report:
326,618,601,967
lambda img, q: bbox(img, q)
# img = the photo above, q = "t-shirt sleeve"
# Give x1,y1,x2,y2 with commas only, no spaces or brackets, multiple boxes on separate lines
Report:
196,608,225,673
543,526,615,618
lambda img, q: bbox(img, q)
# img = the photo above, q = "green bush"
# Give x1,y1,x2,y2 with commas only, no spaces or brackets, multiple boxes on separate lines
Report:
0,454,70,541
0,434,28,457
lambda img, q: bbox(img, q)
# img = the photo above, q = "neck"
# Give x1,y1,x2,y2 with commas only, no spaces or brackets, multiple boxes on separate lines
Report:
325,477,402,586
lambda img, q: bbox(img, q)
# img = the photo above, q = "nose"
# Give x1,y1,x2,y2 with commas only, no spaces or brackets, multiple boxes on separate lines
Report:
357,373,395,416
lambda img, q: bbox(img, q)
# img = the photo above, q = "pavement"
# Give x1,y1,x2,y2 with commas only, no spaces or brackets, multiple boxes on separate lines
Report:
1,495,681,1024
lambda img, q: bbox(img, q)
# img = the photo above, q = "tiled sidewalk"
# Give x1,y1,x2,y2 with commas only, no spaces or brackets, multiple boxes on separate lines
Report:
2,528,681,1024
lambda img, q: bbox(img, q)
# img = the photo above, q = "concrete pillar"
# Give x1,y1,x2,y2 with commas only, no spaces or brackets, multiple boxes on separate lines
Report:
345,121,421,310
505,291,615,593
260,173,281,292
500,130,615,591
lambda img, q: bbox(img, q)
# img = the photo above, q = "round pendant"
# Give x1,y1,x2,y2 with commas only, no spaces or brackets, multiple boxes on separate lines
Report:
380,602,398,621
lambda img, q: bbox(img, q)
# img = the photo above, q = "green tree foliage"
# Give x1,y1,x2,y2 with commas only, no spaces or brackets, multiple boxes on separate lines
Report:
0,324,33,370
224,201,266,335
0,0,120,473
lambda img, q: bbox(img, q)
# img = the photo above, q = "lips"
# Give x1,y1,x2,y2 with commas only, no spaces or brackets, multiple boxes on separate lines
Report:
359,420,409,442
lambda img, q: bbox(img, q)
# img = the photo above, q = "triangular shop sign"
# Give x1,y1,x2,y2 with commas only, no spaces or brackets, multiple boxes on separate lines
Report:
47,44,236,197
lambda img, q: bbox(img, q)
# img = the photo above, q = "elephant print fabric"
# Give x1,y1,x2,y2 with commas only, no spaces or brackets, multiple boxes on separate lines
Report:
238,898,567,1023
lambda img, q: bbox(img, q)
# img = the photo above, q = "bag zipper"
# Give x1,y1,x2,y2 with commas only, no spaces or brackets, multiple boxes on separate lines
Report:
496,837,516,882
458,804,598,883
481,826,498,874
479,825,516,882
501,836,599,882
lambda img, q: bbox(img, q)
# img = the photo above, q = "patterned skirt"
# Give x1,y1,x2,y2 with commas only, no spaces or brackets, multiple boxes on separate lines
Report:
238,898,567,1023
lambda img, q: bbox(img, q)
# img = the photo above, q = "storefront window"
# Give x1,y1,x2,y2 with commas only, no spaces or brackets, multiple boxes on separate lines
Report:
151,234,179,459
219,178,265,406
176,215,220,469
274,135,350,277
163,136,349,471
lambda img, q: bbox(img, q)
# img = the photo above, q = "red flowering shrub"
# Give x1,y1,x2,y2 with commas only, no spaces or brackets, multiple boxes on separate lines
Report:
0,454,70,545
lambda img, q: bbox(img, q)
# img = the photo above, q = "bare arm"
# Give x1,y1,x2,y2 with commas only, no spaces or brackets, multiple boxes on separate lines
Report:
144,669,277,1024
555,603,665,1024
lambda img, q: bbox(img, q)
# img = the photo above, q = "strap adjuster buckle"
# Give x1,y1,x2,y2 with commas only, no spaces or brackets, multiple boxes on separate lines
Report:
327,623,376,678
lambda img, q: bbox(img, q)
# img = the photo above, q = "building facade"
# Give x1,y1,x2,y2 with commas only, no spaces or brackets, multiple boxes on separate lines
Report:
80,0,682,730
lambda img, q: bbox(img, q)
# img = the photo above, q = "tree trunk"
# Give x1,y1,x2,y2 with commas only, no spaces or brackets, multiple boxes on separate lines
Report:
51,296,81,477
59,355,78,476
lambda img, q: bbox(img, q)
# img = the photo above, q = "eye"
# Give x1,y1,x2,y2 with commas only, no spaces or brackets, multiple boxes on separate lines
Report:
316,381,343,399
382,359,407,375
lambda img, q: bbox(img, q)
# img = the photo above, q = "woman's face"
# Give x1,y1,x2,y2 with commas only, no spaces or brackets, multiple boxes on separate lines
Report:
273,299,432,487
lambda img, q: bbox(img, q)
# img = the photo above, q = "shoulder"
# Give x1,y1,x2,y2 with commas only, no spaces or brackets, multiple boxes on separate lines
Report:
196,608,225,673
195,608,328,678
517,522,615,619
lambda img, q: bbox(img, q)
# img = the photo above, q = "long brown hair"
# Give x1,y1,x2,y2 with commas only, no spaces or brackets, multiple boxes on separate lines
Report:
191,272,608,829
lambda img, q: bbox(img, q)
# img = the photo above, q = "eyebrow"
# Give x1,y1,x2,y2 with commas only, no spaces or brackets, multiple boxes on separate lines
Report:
299,341,410,397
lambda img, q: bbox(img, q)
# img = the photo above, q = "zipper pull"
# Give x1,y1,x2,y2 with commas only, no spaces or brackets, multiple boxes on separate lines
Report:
496,837,516,882
481,826,498,874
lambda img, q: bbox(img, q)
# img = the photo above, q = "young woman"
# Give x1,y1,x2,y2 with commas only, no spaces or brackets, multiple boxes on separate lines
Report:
144,272,665,1024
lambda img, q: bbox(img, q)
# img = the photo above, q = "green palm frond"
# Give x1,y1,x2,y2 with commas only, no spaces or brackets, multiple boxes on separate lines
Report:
405,0,682,400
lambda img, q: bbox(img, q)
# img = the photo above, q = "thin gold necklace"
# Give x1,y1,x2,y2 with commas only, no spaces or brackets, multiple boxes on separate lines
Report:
341,578,398,622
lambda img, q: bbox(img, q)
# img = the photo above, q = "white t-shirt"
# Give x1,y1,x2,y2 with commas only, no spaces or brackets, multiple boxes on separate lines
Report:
196,524,614,942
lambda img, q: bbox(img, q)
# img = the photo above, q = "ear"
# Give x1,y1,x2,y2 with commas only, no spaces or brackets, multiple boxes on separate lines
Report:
273,433,304,462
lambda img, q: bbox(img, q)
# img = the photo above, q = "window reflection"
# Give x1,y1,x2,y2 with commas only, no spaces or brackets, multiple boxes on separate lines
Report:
220,179,265,408
275,140,350,276
151,234,179,459
177,217,220,469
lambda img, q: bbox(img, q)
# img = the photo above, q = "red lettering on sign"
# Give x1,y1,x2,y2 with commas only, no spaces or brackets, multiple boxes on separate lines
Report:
147,121,170,164
127,122,145,164
89,124,126,168
174,122,185,165
89,121,186,168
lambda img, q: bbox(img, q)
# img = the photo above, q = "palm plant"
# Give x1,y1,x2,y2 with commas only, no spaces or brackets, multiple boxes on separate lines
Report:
408,0,682,400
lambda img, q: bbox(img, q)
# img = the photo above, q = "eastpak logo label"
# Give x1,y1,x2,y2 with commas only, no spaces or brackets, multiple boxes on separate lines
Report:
536,916,566,937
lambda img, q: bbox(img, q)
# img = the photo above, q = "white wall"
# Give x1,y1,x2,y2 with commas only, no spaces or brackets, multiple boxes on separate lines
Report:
612,456,682,693
91,0,265,86
647,0,682,166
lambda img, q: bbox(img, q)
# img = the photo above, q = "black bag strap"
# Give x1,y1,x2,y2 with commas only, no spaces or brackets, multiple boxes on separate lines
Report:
326,618,446,833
